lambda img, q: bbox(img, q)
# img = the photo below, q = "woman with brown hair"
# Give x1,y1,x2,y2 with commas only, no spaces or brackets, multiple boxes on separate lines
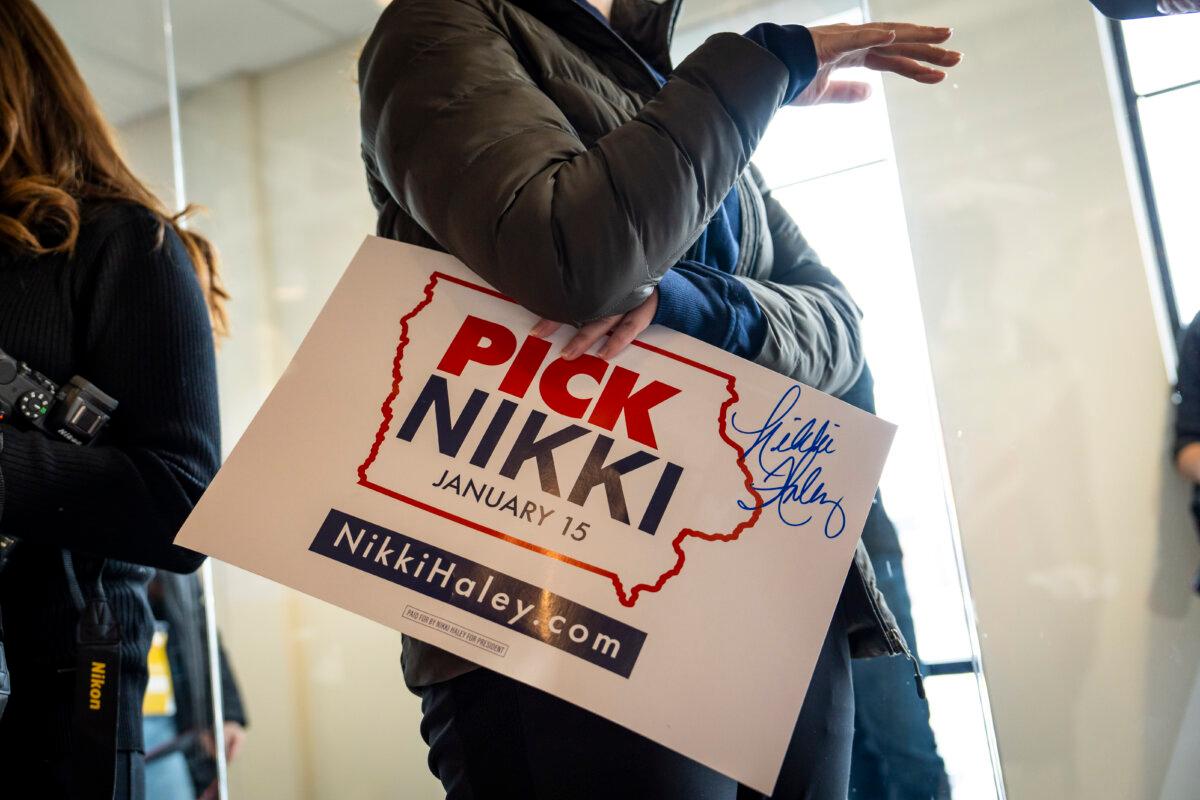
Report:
0,1,226,797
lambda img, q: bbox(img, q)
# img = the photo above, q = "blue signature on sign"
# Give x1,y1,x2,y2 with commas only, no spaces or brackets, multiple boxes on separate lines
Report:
729,385,847,538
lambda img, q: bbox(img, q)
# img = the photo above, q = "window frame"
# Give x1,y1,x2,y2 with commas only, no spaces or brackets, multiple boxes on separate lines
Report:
1107,18,1193,336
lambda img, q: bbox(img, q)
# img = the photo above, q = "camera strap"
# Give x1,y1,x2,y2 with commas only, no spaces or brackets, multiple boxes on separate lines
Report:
0,607,10,721
0,435,9,721
62,550,121,800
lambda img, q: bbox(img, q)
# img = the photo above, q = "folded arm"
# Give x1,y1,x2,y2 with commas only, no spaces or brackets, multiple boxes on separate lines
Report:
359,0,793,324
0,217,220,573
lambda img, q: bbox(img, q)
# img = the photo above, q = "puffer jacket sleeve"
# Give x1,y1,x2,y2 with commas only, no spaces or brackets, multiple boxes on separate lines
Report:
737,165,865,396
359,0,794,324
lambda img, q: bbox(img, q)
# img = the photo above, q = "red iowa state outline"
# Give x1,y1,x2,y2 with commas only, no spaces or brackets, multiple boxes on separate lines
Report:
357,271,764,608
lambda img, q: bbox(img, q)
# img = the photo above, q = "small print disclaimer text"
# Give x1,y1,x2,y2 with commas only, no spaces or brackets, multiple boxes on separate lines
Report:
404,606,508,656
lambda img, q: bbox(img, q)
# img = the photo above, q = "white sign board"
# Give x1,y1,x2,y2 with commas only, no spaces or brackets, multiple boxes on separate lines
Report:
177,236,896,792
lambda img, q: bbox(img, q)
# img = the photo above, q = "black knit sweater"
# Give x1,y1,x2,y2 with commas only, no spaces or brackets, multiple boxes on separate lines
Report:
0,202,220,755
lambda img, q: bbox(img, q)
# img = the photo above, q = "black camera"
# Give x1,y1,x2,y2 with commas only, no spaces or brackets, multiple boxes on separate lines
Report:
0,350,119,721
0,348,117,446
0,347,116,573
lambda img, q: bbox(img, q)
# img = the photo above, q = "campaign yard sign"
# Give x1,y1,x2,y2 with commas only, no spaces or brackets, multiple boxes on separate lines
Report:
176,236,896,793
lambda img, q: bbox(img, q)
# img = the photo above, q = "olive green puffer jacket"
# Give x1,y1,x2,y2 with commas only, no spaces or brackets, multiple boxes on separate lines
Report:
358,0,911,688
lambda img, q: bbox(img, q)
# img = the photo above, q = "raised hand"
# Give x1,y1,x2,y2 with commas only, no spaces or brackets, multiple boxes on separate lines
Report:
795,22,961,106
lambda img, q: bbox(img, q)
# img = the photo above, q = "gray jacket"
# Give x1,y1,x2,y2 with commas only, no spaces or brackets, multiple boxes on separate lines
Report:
358,0,909,688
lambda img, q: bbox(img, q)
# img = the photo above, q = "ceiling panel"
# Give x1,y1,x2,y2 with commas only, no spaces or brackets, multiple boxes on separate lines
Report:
38,0,170,123
37,0,382,124
38,0,825,125
39,0,171,56
69,46,171,127
267,0,386,41
169,0,338,87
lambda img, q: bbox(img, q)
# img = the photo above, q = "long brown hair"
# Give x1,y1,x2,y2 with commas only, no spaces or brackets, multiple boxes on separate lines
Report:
0,0,228,340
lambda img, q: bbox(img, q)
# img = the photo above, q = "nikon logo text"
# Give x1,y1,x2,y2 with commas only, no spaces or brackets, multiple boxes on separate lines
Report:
88,660,107,710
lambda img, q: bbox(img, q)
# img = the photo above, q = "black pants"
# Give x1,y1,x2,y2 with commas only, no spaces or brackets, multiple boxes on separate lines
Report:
849,554,949,799
416,601,853,799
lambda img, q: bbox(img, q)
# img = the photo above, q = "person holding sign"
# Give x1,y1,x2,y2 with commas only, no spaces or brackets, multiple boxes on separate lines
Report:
358,0,959,796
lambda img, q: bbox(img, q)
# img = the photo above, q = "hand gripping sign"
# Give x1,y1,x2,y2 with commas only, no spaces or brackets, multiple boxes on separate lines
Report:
176,237,895,793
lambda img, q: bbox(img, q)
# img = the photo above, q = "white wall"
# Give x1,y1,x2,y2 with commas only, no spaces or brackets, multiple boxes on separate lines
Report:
869,0,1200,797
122,44,442,800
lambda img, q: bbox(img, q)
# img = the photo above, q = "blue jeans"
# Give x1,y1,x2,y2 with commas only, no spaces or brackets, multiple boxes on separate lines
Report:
416,598,853,799
143,715,195,800
849,554,949,800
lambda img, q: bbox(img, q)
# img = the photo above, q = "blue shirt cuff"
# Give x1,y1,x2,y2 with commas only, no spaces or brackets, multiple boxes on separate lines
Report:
652,266,767,358
742,23,819,106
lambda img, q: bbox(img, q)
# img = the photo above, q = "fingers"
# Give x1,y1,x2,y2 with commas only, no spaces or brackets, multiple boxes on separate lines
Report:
1159,0,1200,13
811,22,953,66
559,315,622,360
537,290,658,362
530,319,561,337
863,51,947,83
816,26,895,61
599,289,658,360
872,42,962,68
844,27,897,53
821,81,873,103
227,732,246,762
870,23,952,44
597,307,652,360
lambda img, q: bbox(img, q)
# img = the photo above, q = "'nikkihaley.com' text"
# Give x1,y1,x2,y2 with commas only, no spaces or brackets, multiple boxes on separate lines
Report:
309,508,647,677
